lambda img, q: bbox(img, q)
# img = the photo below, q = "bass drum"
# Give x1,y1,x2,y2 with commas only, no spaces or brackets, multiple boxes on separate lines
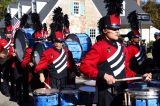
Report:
65,39,82,63
32,41,52,65
65,33,80,43
75,33,92,58
14,28,35,62
14,29,27,62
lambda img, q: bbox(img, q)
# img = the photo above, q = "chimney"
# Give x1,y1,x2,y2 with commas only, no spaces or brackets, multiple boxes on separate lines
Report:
32,0,37,13
135,0,141,6
18,1,22,19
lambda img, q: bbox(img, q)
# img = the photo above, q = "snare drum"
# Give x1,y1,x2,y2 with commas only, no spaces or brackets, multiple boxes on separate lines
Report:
124,87,160,106
83,80,96,86
33,88,59,106
128,81,148,89
60,89,78,106
149,80,160,88
78,86,97,105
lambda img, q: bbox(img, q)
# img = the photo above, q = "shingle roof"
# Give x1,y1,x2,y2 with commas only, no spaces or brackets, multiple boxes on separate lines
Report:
92,0,152,28
39,0,58,22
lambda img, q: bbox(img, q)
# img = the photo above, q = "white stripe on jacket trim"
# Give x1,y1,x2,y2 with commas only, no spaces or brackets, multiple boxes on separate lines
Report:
4,39,11,49
53,49,65,64
57,62,67,73
107,42,121,62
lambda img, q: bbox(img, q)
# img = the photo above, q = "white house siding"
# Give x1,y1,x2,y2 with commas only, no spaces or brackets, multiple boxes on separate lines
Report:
22,5,31,15
58,0,102,44
37,2,47,13
141,28,150,43
10,8,18,17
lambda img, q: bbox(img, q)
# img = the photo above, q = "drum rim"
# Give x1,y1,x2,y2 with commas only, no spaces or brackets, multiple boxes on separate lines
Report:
33,88,59,96
79,86,96,92
83,80,96,86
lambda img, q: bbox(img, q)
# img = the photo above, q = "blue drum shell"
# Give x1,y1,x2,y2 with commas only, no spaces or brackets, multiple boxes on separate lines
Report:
60,90,78,106
78,86,96,105
23,28,35,47
34,93,59,106
33,88,59,106
65,40,82,63
75,33,92,55
134,99,159,106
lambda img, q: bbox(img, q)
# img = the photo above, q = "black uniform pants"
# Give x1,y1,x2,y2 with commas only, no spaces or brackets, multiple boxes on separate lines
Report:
98,88,124,106
51,77,67,90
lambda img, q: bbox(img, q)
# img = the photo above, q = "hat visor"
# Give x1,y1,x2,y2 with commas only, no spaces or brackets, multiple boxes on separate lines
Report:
106,24,120,30
54,38,64,43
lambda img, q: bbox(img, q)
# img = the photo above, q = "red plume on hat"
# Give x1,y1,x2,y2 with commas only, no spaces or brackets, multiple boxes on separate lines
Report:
4,13,13,32
103,0,123,30
127,10,140,39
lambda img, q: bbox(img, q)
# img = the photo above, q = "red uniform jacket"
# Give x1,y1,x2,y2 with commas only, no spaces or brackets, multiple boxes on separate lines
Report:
80,39,128,79
35,47,76,84
0,39,14,59
126,44,146,78
21,48,33,69
21,47,33,82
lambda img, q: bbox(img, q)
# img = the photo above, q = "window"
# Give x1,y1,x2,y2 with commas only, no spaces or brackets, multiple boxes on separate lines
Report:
73,1,80,15
71,1,84,16
89,29,96,38
120,1,125,16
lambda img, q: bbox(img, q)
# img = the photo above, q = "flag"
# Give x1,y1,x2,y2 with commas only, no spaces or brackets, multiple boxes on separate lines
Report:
12,16,20,36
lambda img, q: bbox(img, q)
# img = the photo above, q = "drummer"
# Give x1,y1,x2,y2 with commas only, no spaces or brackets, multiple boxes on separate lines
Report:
80,0,152,106
21,13,47,102
35,30,78,89
125,11,151,82
0,13,16,98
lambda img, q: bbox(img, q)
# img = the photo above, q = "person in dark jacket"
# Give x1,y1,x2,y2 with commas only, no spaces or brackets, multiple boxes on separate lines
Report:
152,32,160,68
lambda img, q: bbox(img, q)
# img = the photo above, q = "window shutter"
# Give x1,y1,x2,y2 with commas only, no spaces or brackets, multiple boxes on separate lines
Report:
80,1,84,16
70,1,74,16
86,28,90,37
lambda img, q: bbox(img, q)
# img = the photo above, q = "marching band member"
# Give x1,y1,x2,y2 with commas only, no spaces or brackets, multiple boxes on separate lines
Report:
0,13,15,98
21,13,45,101
80,1,152,106
126,11,150,79
35,7,78,89
35,31,78,89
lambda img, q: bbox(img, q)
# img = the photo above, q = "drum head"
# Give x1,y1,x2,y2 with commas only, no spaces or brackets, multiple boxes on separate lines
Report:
79,86,96,93
125,87,160,97
84,80,96,86
32,42,47,65
14,29,27,62
33,88,59,96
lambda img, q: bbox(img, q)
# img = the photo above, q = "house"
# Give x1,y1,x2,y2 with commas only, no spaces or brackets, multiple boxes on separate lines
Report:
4,0,153,44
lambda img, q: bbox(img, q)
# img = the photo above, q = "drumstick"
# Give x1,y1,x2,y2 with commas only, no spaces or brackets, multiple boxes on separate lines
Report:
43,82,51,89
115,77,143,82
